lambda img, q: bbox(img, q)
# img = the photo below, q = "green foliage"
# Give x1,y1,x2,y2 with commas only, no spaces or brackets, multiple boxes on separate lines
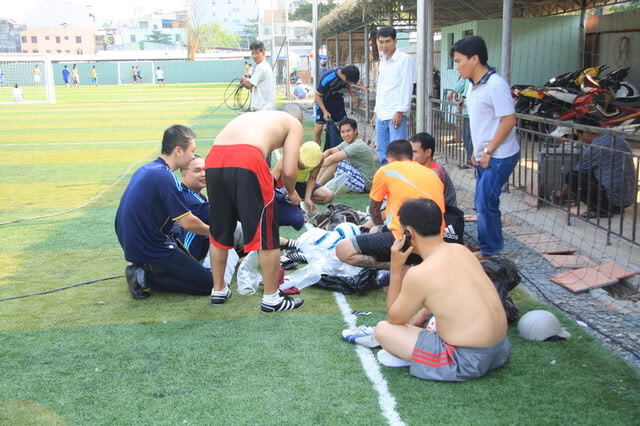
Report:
191,23,240,52
289,0,338,22
143,30,174,45
611,0,640,12
239,18,259,49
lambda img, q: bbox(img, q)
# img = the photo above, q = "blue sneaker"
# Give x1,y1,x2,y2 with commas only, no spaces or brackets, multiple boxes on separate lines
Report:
341,325,380,348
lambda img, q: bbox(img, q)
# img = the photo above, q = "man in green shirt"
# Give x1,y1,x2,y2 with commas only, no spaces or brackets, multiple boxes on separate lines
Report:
317,118,378,193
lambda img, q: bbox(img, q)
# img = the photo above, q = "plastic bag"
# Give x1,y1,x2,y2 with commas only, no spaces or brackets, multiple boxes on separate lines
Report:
315,268,384,294
280,227,363,291
201,248,239,287
236,251,261,295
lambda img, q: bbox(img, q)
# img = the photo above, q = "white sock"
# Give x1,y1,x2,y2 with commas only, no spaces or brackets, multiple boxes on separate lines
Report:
262,291,284,305
211,285,229,296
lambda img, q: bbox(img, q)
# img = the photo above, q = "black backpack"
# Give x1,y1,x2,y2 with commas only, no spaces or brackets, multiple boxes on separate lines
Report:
314,203,361,231
480,256,521,323
315,268,384,294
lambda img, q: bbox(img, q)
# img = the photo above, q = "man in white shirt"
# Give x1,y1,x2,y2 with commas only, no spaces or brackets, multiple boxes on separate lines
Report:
371,26,415,164
240,40,275,111
155,66,165,86
451,36,520,259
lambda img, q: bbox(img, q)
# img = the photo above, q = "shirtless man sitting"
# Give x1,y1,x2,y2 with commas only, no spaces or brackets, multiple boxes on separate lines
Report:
205,110,304,312
373,198,510,381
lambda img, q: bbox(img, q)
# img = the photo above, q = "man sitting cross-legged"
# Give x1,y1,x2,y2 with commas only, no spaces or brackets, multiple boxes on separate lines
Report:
205,110,304,312
353,198,511,382
335,139,444,270
317,118,378,194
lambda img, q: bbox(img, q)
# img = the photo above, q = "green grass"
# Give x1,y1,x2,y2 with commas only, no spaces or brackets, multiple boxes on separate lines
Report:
1,84,639,425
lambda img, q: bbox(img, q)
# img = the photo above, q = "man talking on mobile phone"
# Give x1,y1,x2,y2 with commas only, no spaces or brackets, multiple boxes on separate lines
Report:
335,139,445,270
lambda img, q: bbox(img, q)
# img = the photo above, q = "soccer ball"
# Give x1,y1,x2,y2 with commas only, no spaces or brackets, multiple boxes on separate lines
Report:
334,222,361,240
313,230,343,250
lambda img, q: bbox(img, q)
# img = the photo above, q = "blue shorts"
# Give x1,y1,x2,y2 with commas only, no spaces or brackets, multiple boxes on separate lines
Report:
91,78,97,83
63,77,70,84
314,97,346,124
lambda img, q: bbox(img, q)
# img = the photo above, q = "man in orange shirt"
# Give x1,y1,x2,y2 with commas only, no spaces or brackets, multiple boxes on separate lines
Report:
335,139,445,269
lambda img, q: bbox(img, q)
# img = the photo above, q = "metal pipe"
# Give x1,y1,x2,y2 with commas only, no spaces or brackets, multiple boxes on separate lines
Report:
578,0,587,68
335,35,340,67
312,0,318,87
364,24,370,123
425,0,434,133
416,0,426,133
501,0,513,84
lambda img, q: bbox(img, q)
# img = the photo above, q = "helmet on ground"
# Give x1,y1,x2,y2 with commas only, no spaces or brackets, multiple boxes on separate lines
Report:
517,310,571,341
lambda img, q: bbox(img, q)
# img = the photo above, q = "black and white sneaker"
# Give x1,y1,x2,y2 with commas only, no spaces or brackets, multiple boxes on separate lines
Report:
285,249,307,264
260,293,304,313
125,265,150,300
211,287,231,305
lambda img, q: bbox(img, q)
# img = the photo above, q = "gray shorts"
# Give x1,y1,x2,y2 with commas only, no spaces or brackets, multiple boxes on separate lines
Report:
410,329,511,382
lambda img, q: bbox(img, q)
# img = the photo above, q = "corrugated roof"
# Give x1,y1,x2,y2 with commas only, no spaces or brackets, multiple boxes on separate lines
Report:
318,0,629,36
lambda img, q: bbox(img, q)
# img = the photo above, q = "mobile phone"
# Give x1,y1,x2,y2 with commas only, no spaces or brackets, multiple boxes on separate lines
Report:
401,230,412,252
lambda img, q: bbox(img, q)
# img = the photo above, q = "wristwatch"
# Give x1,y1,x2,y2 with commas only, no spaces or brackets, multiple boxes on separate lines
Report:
483,147,492,156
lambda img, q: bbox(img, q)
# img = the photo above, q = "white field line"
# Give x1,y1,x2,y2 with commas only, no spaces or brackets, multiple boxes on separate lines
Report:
0,138,216,147
333,292,406,426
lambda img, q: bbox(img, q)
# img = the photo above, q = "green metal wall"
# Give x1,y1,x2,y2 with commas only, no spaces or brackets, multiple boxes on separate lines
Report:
51,59,244,85
440,15,581,93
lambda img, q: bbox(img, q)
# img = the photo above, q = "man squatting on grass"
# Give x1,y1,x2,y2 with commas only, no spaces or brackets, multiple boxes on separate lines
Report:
205,110,305,313
374,198,511,381
115,125,212,299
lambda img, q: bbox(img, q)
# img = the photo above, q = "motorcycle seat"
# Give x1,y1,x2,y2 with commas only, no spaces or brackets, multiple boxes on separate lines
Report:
614,96,640,108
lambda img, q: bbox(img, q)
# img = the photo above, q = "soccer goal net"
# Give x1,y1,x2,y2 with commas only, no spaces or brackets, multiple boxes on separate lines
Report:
0,55,56,104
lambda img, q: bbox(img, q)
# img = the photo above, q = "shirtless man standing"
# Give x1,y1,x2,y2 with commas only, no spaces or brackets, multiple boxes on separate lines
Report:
373,198,510,381
204,110,304,312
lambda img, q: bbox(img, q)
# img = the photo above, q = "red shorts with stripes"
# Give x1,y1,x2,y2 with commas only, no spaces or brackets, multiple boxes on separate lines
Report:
205,144,279,252
409,329,510,382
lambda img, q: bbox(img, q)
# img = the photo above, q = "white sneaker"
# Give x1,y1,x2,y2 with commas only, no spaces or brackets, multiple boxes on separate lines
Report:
377,349,411,367
341,325,380,348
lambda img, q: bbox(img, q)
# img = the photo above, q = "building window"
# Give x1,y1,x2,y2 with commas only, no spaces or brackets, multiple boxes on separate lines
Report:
153,24,158,29
77,48,83,55
75,36,82,43
264,27,270,36
66,50,70,53
463,29,473,37
65,36,69,40
31,36,38,43
21,36,26,43
130,35,136,42
46,49,51,53
56,36,61,43
175,34,181,42
33,49,39,53
57,49,62,53
23,50,28,53
139,21,148,29
45,36,50,40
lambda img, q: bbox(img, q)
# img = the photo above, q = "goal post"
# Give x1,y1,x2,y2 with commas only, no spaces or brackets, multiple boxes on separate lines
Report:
0,54,56,104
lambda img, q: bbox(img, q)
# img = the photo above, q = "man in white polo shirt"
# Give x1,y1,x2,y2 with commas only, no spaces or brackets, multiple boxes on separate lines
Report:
370,26,415,164
451,36,520,259
240,40,275,111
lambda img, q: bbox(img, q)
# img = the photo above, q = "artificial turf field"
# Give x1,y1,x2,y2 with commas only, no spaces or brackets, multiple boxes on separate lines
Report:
0,83,639,425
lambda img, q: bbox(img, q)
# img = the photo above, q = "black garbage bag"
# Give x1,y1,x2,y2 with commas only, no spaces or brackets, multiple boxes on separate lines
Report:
480,256,521,323
315,268,384,295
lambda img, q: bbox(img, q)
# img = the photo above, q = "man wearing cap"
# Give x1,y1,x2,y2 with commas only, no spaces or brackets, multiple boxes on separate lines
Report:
272,141,333,214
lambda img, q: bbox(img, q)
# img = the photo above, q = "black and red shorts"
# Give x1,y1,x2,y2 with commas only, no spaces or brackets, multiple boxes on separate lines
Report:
205,144,279,252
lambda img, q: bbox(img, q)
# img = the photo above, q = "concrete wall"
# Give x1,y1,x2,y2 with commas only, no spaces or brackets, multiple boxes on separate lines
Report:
51,59,244,85
440,15,581,93
586,10,640,88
